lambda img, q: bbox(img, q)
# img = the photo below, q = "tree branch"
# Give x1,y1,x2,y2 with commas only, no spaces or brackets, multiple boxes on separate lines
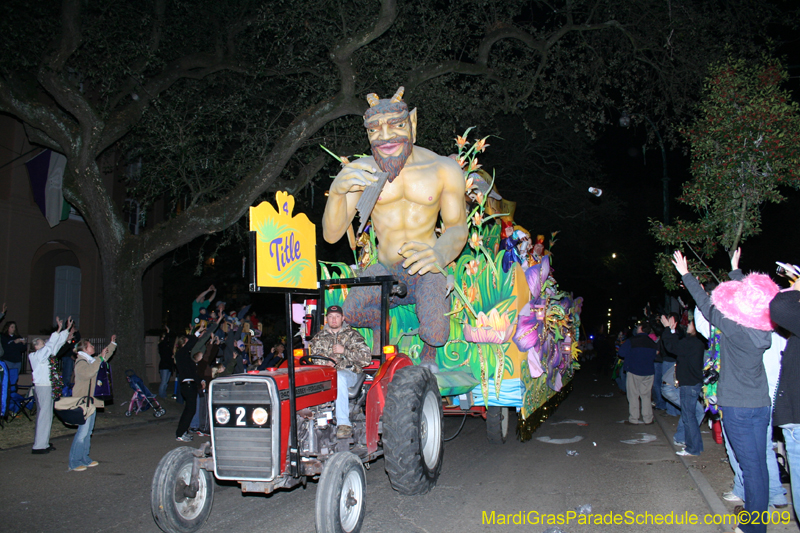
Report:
47,0,82,71
330,0,397,97
134,93,364,269
0,77,75,151
99,55,246,153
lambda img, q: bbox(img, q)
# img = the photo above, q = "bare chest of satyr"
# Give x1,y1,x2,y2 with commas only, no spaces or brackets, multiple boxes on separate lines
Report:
370,166,442,257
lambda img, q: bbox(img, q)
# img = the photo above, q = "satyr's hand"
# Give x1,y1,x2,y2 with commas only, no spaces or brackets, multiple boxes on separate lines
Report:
332,344,345,355
330,161,380,195
731,247,741,271
672,251,689,276
399,241,445,276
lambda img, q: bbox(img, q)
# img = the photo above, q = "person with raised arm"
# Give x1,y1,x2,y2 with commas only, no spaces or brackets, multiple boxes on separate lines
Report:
29,316,73,454
672,248,777,533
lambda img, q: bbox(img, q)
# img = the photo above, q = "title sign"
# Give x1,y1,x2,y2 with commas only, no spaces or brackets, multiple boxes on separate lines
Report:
250,192,317,290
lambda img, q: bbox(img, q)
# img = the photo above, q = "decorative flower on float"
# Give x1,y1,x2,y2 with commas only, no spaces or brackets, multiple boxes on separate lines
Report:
465,259,480,277
463,309,515,344
468,232,483,250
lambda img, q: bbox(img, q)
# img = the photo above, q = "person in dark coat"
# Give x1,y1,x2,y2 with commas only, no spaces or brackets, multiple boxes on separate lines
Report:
661,315,706,456
619,323,658,425
1,321,27,374
174,316,220,442
770,263,800,522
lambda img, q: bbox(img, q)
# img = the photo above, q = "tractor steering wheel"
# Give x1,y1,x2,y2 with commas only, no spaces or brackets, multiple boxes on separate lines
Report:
299,354,337,366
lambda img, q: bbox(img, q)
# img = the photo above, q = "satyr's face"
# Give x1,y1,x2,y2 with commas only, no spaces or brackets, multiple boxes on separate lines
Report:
326,312,344,331
365,109,416,182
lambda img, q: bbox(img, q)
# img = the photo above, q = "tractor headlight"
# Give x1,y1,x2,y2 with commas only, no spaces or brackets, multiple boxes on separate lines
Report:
252,407,269,426
215,407,231,425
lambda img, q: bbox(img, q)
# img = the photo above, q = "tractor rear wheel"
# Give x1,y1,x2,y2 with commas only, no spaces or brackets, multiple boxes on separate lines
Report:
315,452,366,533
383,365,443,495
486,406,511,444
151,446,214,533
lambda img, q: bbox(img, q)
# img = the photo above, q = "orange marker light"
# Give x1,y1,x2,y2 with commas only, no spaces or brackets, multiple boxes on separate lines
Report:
293,348,304,358
383,345,397,355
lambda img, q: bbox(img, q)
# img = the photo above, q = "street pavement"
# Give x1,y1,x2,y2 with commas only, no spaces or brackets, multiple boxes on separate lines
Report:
2,369,797,533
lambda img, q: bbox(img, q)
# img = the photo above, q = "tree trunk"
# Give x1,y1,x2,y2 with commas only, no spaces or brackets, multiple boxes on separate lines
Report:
100,252,147,398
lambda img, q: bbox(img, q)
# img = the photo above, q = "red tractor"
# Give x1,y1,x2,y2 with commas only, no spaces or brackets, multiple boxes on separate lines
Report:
151,276,444,533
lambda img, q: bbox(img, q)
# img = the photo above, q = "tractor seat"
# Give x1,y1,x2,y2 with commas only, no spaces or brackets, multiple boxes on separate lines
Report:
348,372,369,399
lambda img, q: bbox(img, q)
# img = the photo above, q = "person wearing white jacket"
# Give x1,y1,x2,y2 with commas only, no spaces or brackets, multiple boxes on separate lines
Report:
29,316,72,454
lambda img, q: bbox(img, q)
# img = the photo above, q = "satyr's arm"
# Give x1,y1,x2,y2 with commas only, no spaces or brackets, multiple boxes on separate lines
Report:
400,160,467,275
434,163,468,265
322,160,380,243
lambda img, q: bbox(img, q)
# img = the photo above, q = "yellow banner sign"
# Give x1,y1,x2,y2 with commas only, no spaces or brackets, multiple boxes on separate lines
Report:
250,192,317,290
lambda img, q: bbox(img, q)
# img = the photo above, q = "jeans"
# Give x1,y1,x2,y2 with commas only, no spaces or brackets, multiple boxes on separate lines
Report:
724,416,787,506
69,411,96,469
719,405,770,533
4,360,22,376
661,361,681,416
652,362,667,410
336,370,358,427
781,425,800,520
61,356,74,385
679,384,704,455
158,369,171,398
33,385,54,450
615,368,627,393
674,388,705,445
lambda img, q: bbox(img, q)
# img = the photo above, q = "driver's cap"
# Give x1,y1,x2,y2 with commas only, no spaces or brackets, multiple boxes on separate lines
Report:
327,305,343,315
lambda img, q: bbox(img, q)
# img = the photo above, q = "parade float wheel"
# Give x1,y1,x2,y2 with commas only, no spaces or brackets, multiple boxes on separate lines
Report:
486,406,510,444
383,365,443,495
315,452,366,533
151,447,214,533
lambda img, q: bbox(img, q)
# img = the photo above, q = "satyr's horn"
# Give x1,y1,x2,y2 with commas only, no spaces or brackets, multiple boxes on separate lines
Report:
366,93,380,107
390,87,405,103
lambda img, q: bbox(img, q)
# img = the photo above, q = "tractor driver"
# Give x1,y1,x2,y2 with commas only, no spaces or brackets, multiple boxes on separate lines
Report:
308,305,372,439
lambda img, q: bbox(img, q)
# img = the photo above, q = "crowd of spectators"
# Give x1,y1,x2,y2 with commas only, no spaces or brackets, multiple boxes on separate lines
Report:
604,249,799,533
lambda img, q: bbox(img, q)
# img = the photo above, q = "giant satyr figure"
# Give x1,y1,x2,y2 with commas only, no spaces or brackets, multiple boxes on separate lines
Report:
322,88,468,365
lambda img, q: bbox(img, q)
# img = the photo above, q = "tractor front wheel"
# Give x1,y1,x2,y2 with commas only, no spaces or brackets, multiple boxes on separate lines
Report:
315,452,366,533
151,447,214,533
383,365,443,495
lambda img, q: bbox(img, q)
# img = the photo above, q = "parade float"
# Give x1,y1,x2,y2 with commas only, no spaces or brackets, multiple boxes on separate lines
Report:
319,129,583,442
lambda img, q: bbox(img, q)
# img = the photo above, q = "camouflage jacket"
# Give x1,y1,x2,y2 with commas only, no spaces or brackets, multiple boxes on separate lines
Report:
308,322,372,373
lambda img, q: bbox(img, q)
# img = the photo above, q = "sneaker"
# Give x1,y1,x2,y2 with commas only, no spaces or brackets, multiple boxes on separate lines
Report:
336,425,353,439
87,461,99,468
676,449,697,456
71,465,88,472
176,432,194,442
723,491,743,503
196,430,210,437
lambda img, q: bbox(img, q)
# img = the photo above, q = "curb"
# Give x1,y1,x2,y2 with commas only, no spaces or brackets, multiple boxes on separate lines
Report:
1,405,181,452
653,412,730,532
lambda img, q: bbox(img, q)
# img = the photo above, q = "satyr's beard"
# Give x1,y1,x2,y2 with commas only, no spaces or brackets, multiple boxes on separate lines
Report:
371,137,412,182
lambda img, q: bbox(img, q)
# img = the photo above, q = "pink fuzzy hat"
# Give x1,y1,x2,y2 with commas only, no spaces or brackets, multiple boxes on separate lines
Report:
710,272,779,331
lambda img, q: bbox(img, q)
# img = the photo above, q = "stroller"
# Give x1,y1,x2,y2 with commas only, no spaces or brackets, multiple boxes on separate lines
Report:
124,370,166,418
